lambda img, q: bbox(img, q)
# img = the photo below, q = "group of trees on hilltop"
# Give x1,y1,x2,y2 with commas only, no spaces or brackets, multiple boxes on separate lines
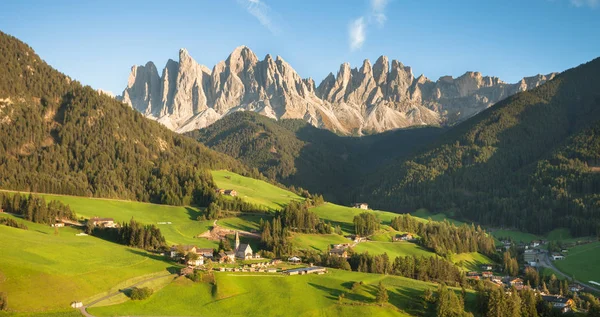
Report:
259,201,336,257
91,218,166,251
391,214,497,257
353,212,380,236
0,192,76,225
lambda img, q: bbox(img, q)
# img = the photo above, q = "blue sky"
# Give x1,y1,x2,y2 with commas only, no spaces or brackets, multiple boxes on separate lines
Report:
1,0,598,95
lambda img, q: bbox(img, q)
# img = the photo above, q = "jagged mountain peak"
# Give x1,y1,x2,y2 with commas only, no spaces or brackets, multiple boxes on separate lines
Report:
122,48,557,135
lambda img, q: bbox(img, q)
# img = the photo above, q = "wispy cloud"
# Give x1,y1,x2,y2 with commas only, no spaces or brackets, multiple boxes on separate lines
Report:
238,0,281,35
349,17,366,51
370,0,389,27
570,0,599,7
348,0,390,50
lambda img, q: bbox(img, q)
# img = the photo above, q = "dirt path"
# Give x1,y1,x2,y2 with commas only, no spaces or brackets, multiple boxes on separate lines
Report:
197,219,261,241
79,273,176,317
538,251,600,293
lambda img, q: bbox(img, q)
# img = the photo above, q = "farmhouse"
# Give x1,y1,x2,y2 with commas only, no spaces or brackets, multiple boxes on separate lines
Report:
284,266,327,275
480,264,493,271
187,256,204,267
542,295,574,313
51,222,65,227
353,203,368,210
569,284,584,293
234,231,253,259
530,240,541,248
328,248,348,258
196,248,214,259
217,250,236,263
288,256,302,264
71,301,83,308
90,217,116,228
393,233,414,242
482,271,493,278
552,253,565,260
170,245,197,258
509,278,524,290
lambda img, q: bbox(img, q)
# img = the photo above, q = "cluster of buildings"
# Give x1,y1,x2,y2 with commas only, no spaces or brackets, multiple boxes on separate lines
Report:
170,231,258,267
89,217,116,228
328,243,350,258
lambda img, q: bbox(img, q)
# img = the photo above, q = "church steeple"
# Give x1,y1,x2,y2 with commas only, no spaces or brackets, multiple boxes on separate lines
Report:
235,231,240,250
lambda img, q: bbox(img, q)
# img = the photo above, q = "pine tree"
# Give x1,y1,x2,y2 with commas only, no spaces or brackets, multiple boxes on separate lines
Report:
376,281,388,306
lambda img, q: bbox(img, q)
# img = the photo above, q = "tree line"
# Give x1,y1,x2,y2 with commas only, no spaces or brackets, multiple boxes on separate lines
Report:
0,192,76,225
0,217,28,230
90,218,166,251
391,214,497,257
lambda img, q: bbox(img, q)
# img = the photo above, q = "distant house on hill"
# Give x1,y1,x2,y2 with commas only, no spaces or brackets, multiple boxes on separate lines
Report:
90,217,116,228
51,222,65,228
328,248,348,258
187,256,204,267
170,245,197,258
216,189,238,196
196,248,214,259
224,190,238,197
288,256,302,264
353,203,368,210
569,284,584,293
393,233,414,242
542,295,574,313
552,253,565,261
480,264,493,271
509,278,524,290
70,301,83,308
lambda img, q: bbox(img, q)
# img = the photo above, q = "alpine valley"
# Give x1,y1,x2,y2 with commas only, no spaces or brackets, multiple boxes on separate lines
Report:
1,3,600,316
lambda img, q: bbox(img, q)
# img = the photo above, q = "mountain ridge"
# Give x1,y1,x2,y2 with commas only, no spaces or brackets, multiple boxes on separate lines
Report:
121,46,556,135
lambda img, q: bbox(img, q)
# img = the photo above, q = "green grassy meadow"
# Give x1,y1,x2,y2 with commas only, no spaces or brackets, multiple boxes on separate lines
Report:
0,190,217,248
0,214,172,313
211,170,303,210
353,241,435,259
553,241,600,283
452,252,494,272
292,233,351,252
218,214,272,232
89,269,475,317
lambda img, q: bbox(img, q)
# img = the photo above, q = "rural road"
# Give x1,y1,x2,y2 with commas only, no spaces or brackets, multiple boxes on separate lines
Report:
538,251,600,293
79,273,176,317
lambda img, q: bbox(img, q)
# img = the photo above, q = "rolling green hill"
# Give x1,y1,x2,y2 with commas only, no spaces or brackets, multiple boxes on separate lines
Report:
211,170,302,210
189,111,444,203
364,57,600,237
88,269,476,317
0,190,217,247
0,214,171,313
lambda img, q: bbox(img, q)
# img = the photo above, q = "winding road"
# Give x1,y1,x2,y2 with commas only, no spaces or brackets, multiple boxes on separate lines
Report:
537,251,600,293
79,273,176,317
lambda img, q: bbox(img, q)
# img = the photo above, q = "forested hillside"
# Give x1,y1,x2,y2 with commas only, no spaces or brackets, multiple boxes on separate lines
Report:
0,31,248,205
188,111,444,202
363,57,600,236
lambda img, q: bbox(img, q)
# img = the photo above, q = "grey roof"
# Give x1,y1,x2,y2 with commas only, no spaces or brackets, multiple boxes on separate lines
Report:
285,266,326,274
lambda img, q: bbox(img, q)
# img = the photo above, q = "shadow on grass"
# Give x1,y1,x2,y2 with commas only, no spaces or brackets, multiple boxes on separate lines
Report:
186,207,203,221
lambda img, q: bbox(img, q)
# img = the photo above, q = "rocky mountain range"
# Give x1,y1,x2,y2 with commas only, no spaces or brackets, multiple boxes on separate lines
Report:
121,46,556,134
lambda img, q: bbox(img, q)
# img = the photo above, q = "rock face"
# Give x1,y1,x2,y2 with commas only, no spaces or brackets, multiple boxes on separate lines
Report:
121,47,556,134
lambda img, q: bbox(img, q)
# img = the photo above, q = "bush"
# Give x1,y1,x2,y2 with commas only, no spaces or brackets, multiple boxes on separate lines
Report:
129,287,153,300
